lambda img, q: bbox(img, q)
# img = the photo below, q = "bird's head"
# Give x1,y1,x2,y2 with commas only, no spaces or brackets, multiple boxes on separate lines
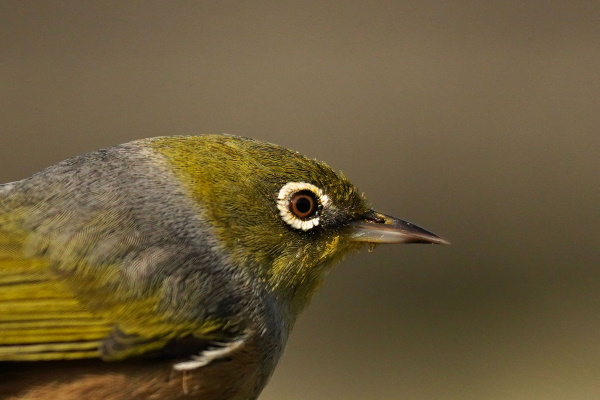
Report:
151,135,447,315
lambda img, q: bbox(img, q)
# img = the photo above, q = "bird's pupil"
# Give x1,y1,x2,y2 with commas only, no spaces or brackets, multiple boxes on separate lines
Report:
296,197,311,214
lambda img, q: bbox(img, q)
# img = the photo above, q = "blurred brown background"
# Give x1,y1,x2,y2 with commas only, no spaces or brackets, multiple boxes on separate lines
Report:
1,1,599,399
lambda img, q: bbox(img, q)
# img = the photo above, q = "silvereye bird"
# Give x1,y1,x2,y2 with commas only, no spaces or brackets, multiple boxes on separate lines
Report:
0,134,447,399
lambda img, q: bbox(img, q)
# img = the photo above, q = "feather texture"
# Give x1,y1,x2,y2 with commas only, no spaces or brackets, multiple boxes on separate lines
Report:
0,229,109,360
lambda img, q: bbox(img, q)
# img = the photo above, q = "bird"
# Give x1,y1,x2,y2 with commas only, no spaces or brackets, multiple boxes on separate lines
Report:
0,134,447,399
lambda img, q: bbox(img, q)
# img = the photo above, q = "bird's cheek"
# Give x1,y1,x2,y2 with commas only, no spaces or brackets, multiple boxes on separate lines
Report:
313,234,355,264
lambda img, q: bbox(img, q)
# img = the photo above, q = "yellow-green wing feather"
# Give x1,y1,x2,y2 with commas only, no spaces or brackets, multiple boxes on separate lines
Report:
0,220,231,362
0,201,238,364
0,229,111,360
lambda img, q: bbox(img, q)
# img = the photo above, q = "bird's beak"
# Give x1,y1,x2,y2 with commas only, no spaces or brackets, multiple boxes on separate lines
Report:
348,210,449,245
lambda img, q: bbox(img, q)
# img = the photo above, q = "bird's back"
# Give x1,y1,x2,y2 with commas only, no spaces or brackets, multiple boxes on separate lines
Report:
0,139,288,399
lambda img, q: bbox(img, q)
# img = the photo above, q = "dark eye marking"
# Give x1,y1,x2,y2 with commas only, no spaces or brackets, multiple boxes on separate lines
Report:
289,190,319,219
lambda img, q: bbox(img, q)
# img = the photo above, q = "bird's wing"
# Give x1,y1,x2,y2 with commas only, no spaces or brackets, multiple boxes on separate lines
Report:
0,226,112,360
0,206,245,362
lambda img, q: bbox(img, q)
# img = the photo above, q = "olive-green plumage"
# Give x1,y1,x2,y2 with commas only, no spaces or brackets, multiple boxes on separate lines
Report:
0,134,446,399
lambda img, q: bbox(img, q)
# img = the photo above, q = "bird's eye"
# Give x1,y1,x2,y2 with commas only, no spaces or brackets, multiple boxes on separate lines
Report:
289,190,318,219
277,182,330,231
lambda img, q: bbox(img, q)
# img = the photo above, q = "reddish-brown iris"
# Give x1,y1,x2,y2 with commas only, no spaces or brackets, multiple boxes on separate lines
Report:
289,190,319,219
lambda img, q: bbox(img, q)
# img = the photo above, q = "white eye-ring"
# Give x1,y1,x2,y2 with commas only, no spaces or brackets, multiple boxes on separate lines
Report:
277,182,330,231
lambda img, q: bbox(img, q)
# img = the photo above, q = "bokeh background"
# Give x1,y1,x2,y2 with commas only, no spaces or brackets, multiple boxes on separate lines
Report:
1,2,599,399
